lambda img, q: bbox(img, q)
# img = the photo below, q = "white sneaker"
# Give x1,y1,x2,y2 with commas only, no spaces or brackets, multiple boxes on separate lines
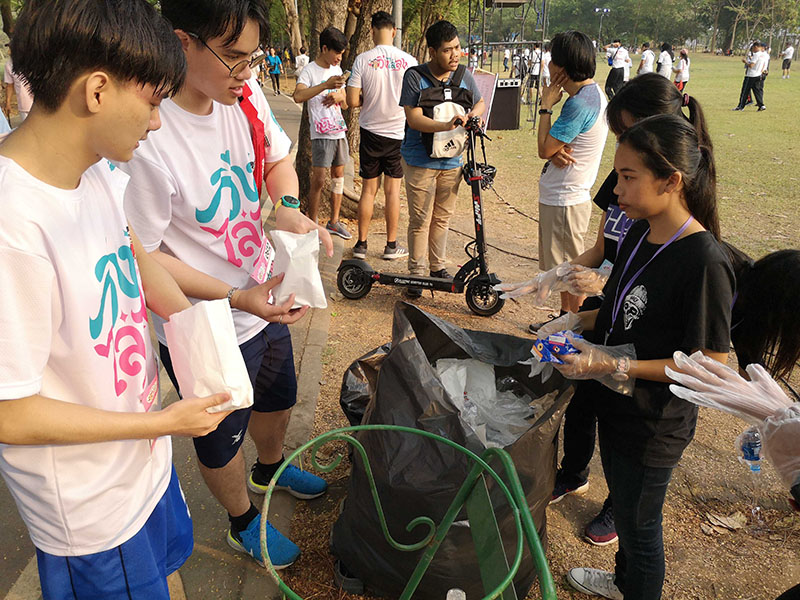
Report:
567,568,624,599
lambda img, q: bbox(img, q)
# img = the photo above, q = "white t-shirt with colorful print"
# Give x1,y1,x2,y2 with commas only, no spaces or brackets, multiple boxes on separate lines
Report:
121,77,292,345
0,156,170,556
296,61,347,140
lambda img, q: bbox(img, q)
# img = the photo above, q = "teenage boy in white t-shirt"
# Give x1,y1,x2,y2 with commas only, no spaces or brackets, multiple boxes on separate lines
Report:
637,42,655,75
346,11,417,260
541,43,552,87
535,30,609,324
0,1,233,597
781,43,794,78
603,39,630,98
122,0,333,570
294,26,352,240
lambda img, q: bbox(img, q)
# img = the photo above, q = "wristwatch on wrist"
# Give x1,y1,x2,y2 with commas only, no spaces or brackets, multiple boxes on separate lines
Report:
612,356,631,381
280,194,300,209
539,108,553,115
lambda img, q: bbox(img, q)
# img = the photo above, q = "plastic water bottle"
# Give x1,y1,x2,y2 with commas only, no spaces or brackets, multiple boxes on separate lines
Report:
447,589,467,600
739,426,762,473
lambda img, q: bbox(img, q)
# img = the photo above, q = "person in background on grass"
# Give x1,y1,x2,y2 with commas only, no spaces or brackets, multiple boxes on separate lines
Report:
122,0,333,570
3,42,35,124
559,114,733,600
295,46,309,76
0,1,235,597
347,10,416,262
657,42,673,79
294,26,353,240
734,41,768,111
673,48,690,91
541,42,552,87
603,39,630,98
781,42,794,78
398,19,485,299
531,30,608,330
503,46,510,72
267,46,284,95
638,42,655,75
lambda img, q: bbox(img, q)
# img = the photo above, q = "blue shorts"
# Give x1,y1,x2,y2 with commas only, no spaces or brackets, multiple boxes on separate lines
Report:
160,323,297,469
36,467,192,600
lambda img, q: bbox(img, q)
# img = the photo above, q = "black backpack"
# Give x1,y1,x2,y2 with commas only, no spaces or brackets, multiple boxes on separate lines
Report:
411,63,474,158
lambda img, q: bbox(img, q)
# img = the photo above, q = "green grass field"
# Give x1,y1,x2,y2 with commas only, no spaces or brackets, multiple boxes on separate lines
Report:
483,53,800,259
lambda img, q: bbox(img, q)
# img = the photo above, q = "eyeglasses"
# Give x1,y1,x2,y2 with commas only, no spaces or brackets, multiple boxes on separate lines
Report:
188,33,266,78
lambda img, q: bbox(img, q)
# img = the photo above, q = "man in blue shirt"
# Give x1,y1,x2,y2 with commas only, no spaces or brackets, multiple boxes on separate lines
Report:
399,20,485,298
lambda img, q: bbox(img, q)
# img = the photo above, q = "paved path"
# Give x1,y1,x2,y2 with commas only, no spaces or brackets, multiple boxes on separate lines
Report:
0,84,339,600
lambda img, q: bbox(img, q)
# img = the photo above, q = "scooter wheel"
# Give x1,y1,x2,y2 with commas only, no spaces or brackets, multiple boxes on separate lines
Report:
465,278,505,316
337,263,373,299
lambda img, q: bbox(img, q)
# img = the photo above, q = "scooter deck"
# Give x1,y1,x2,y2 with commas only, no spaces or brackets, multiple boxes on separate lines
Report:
375,271,467,293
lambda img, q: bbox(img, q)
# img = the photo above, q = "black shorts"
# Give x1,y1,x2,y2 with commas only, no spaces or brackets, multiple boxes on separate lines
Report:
359,127,403,179
160,322,297,469
783,58,792,70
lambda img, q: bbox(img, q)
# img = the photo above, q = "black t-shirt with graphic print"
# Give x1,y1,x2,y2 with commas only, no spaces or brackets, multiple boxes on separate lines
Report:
591,219,735,468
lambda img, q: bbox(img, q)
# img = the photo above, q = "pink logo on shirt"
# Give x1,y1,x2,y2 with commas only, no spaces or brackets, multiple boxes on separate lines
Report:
367,56,409,71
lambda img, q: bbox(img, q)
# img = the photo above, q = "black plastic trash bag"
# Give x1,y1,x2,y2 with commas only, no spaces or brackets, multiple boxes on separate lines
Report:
332,302,573,599
339,343,390,426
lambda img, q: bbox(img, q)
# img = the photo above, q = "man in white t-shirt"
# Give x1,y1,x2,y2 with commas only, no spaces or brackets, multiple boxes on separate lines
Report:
346,11,417,261
637,42,655,75
541,43,552,87
603,39,630,98
781,42,794,78
3,51,34,124
294,26,352,239
0,1,233,597
123,0,333,570
295,46,309,75
536,31,609,321
504,46,511,72
734,40,769,111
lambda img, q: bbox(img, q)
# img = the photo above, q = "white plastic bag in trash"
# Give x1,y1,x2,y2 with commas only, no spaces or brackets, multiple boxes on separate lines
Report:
434,358,536,448
270,229,328,309
163,299,253,413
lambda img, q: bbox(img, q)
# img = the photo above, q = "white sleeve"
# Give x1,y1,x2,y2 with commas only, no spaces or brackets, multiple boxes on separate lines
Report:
297,64,314,88
349,55,363,89
120,155,178,253
3,61,13,85
0,247,56,399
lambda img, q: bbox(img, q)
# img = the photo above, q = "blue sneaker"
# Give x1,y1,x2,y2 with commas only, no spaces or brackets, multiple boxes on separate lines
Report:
227,514,300,569
247,462,328,500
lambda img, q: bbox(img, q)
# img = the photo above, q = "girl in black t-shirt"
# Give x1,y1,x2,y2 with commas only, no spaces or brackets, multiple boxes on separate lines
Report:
559,115,734,600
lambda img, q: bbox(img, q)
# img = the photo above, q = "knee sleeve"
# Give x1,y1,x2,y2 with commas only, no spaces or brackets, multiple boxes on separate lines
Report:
331,177,344,195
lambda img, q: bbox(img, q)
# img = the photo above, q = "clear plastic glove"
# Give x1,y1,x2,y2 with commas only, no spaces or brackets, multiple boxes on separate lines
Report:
494,262,570,305
562,264,610,296
761,404,800,490
535,312,583,340
553,332,636,396
666,351,792,424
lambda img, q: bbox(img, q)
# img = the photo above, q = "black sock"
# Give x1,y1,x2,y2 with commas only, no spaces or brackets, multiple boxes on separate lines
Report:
355,239,367,247
252,456,285,484
228,503,259,534
386,240,396,249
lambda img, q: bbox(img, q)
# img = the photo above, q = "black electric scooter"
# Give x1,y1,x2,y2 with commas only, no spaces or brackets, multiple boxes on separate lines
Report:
336,116,505,317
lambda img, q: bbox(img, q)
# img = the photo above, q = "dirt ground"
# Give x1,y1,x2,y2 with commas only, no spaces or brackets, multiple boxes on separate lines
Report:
277,170,800,599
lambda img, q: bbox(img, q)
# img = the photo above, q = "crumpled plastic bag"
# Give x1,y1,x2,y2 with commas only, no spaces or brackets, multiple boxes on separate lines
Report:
434,358,537,448
270,229,327,309
163,299,253,413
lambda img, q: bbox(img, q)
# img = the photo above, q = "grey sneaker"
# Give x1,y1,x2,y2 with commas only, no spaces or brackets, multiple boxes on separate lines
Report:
352,241,367,259
382,245,408,260
326,221,352,240
566,568,623,600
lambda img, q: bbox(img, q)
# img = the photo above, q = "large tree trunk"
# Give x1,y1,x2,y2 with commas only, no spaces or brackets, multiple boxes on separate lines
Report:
0,0,14,37
729,13,740,52
279,0,304,55
710,0,723,52
296,0,348,216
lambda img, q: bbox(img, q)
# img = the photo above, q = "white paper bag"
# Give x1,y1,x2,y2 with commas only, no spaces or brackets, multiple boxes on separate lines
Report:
270,229,328,309
163,300,253,413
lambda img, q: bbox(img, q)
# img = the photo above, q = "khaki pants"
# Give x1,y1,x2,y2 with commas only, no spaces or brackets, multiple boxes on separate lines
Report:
538,201,592,271
402,160,462,275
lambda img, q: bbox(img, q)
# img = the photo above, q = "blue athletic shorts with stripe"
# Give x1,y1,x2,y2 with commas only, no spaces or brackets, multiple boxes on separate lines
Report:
35,466,192,600
159,322,298,469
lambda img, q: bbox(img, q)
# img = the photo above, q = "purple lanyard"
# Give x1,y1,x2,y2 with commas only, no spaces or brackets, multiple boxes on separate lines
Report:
608,216,694,337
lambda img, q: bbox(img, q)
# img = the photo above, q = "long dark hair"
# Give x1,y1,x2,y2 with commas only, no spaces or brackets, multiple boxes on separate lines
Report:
731,249,800,379
607,73,712,149
618,114,720,240
660,42,674,59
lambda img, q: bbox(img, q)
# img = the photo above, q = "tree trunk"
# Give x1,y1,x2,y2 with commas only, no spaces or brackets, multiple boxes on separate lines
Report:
296,0,348,216
0,0,14,37
710,0,723,52
729,13,740,53
279,0,305,55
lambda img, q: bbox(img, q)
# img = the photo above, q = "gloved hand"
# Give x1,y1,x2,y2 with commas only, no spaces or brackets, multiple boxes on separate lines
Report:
761,404,800,490
562,264,610,296
535,312,583,340
494,262,570,305
551,332,636,396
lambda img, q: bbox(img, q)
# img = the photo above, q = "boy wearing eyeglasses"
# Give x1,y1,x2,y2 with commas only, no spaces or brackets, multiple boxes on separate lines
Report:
121,0,333,569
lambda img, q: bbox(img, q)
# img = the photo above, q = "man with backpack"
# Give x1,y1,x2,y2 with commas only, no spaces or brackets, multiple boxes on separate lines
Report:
398,19,485,298
603,39,630,98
